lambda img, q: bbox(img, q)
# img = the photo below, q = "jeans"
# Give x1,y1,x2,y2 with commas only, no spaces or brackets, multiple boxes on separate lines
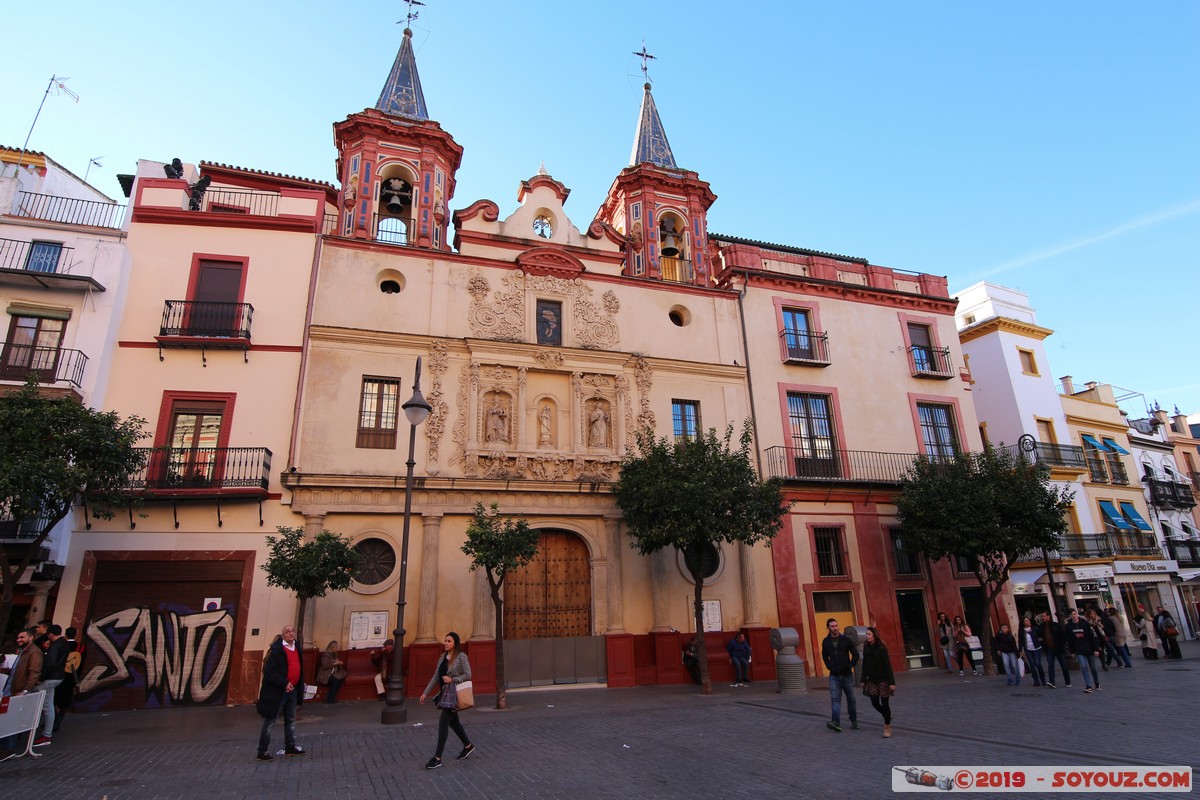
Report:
1110,643,1133,669
34,680,62,737
435,708,470,758
1023,650,1046,685
730,657,750,683
1074,653,1101,689
941,647,956,672
325,675,345,703
828,675,856,725
1000,652,1020,683
1043,650,1071,686
258,688,298,754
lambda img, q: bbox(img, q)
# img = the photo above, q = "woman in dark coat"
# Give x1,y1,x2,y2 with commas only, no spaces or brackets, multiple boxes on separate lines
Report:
418,631,474,769
860,626,897,738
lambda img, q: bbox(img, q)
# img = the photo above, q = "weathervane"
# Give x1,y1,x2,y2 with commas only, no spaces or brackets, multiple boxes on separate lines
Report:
398,0,425,27
633,40,657,84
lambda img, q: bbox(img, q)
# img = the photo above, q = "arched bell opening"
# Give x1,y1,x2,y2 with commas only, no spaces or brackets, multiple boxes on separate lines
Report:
375,164,418,245
658,211,692,283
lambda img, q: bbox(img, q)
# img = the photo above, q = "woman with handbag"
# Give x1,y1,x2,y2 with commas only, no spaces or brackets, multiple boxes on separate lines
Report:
952,616,978,676
1134,609,1159,660
316,640,347,704
419,631,475,769
935,612,955,675
1155,607,1183,659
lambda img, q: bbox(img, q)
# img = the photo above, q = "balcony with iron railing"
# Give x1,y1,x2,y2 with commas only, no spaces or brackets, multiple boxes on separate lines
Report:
0,238,73,273
158,300,254,347
1148,478,1196,509
1110,532,1166,558
122,446,272,498
15,191,125,228
660,256,694,284
1002,438,1088,473
765,446,920,484
1013,531,1172,564
1166,539,1200,567
781,328,831,366
0,344,88,388
907,345,954,379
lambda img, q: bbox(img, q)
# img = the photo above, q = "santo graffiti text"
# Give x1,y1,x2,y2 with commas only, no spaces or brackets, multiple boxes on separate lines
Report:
79,607,234,705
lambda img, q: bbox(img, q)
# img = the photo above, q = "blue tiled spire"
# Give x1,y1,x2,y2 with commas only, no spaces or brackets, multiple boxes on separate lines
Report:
376,28,429,120
630,83,677,168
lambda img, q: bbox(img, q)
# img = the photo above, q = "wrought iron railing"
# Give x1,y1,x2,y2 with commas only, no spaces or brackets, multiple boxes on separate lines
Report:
765,446,919,484
1148,478,1196,509
1027,442,1086,469
0,238,73,273
908,345,954,378
373,214,416,246
1108,458,1130,485
0,345,88,387
1166,539,1200,567
1057,535,1114,559
1110,533,1165,557
1085,451,1110,483
780,328,831,365
0,514,53,541
199,187,280,216
660,256,694,284
159,300,254,339
16,191,125,228
125,446,272,492
323,212,339,235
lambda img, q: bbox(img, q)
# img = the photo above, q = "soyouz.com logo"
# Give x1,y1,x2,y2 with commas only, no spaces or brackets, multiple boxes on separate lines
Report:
893,766,1192,793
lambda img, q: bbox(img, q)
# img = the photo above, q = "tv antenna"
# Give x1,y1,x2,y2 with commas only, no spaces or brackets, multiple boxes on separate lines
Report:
15,76,79,172
83,156,103,185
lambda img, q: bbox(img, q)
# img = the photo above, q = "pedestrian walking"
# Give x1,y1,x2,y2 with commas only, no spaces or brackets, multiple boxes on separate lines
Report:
1063,609,1101,693
419,631,475,770
32,624,68,747
317,640,347,704
821,618,858,732
1155,607,1183,659
1104,608,1133,668
1036,612,1071,688
726,632,751,687
994,624,1021,686
53,626,83,732
860,627,896,738
0,628,43,761
952,616,978,676
1134,607,1159,660
1085,608,1113,672
935,612,955,675
254,625,306,761
1018,617,1045,687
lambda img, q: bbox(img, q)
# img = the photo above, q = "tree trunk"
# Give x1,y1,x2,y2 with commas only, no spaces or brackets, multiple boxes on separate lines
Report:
489,575,507,710
979,573,1011,678
295,595,309,682
692,575,712,695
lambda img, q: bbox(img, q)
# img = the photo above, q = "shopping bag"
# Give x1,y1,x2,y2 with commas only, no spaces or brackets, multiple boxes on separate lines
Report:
455,680,474,711
436,682,458,710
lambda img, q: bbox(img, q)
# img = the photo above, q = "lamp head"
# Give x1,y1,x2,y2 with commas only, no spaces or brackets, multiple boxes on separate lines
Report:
403,388,432,426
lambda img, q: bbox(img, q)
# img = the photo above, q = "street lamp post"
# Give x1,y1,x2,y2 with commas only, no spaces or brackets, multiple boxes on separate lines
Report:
381,356,432,725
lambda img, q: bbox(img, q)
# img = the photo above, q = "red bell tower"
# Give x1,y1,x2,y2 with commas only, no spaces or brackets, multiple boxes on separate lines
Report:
333,26,463,250
596,47,716,286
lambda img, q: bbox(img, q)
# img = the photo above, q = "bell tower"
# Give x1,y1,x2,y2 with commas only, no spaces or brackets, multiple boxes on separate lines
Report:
596,45,716,286
333,24,463,250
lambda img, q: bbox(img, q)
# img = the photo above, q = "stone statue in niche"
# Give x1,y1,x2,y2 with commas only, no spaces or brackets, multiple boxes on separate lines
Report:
539,404,553,446
485,397,508,444
589,402,609,448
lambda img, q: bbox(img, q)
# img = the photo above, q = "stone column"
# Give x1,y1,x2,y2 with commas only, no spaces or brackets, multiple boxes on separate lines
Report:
415,513,443,643
25,581,54,627
303,513,326,540
472,568,495,640
605,516,626,633
738,541,760,626
650,549,673,632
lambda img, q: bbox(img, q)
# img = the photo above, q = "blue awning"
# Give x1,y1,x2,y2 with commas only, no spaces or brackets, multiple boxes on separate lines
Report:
1102,437,1130,455
1081,434,1109,451
1098,500,1134,530
1118,501,1153,531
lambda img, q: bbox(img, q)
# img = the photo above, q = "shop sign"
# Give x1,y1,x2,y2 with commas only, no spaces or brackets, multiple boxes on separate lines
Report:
1078,582,1104,592
1072,566,1114,580
1112,560,1176,574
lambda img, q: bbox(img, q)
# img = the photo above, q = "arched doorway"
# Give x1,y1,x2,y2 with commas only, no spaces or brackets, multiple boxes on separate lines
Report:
502,530,605,686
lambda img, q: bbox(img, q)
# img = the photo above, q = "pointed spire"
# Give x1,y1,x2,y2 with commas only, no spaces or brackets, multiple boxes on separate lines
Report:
630,83,678,168
376,28,429,120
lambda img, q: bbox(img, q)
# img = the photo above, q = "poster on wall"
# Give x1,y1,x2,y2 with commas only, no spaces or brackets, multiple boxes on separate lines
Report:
702,599,722,632
349,611,391,649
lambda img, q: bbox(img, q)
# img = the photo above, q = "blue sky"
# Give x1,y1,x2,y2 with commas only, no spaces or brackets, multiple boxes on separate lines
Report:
6,1,1198,415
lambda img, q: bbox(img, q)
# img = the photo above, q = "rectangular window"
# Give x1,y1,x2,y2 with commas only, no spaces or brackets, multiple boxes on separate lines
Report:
916,402,958,458
814,526,847,578
953,554,976,576
781,307,825,362
1035,418,1055,444
357,377,399,449
26,241,64,273
787,392,839,477
1,315,65,382
188,258,246,336
907,323,934,372
672,399,700,444
1082,437,1109,483
1017,348,1038,375
891,529,922,577
536,300,562,346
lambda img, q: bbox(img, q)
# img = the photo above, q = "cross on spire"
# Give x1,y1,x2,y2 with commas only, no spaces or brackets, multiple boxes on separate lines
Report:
398,0,425,28
633,40,657,84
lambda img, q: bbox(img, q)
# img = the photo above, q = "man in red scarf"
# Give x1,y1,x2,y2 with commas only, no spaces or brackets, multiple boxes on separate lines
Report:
255,625,307,761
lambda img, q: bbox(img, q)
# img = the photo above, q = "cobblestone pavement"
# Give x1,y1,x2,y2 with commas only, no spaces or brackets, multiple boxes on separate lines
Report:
1,641,1195,799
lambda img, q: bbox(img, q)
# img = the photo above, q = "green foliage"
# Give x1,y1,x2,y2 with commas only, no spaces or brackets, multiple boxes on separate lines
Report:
613,423,790,561
262,526,363,600
895,446,1073,585
461,502,539,588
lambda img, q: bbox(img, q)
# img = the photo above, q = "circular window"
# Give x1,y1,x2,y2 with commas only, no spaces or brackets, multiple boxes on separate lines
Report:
668,305,692,327
352,537,398,593
676,542,724,586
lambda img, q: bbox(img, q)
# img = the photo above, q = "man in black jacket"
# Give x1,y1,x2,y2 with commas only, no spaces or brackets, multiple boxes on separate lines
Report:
1036,613,1071,688
33,625,68,747
821,618,859,732
1063,609,1101,693
255,625,306,761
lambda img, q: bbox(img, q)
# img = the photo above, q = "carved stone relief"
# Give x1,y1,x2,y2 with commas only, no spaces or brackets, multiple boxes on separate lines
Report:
424,341,450,476
467,270,621,349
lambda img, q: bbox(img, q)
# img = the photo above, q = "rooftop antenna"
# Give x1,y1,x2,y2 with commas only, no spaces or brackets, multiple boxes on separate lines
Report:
83,156,103,185
15,76,79,173
633,40,657,84
398,0,425,27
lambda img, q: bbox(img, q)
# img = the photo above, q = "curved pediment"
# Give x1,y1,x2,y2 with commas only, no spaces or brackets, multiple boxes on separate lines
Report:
515,246,586,279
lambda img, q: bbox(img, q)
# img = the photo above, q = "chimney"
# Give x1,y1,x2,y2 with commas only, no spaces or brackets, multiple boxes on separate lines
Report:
1060,375,1074,394
1172,412,1188,435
